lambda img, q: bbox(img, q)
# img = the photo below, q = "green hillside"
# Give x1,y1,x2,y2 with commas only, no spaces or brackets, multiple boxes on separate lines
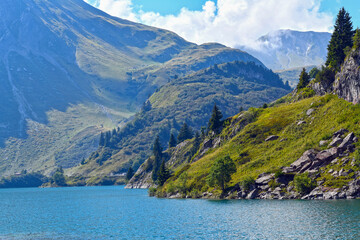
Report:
71,61,290,182
154,93,360,198
0,0,263,176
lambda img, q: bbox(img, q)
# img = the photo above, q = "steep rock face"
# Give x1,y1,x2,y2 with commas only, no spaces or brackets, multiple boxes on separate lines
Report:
334,50,360,104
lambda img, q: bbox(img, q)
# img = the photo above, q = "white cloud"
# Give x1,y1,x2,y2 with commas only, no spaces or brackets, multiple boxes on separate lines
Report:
84,0,333,47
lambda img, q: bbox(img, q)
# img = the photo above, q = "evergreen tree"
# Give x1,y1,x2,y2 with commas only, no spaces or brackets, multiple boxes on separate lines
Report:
126,166,134,180
200,127,207,139
326,7,354,70
353,28,360,50
152,135,163,181
99,132,105,146
177,123,193,143
189,131,201,161
309,67,320,79
262,103,268,109
206,156,236,191
157,160,170,186
297,68,310,89
168,133,177,148
52,167,66,186
208,104,223,133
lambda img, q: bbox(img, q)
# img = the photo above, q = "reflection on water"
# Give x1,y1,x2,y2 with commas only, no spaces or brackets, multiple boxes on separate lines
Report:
0,186,360,239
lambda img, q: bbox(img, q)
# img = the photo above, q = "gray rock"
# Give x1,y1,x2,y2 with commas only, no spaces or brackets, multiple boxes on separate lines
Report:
288,149,317,172
265,135,279,142
297,121,306,125
346,179,360,197
333,49,360,104
280,138,288,142
323,191,339,200
338,132,355,150
306,108,315,116
203,139,213,149
255,173,274,185
246,189,258,199
319,140,328,147
328,169,334,174
333,129,349,138
307,187,324,199
316,147,339,163
328,137,343,147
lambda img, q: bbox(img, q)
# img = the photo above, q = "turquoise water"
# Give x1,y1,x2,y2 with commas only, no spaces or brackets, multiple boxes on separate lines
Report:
1,186,360,239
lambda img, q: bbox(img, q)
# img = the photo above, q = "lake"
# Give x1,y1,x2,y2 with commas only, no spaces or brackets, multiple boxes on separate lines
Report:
0,186,360,239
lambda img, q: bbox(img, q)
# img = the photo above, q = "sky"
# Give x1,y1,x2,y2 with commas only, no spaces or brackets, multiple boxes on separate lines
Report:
85,0,360,48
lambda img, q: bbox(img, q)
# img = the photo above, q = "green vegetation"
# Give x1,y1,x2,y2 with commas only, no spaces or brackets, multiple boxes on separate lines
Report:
293,173,316,194
152,136,163,181
157,160,171,186
156,93,360,196
297,68,311,89
207,156,236,191
177,123,193,144
208,104,223,134
78,61,290,178
52,167,67,187
126,167,134,181
326,7,354,71
169,133,177,148
353,28,360,50
0,172,48,188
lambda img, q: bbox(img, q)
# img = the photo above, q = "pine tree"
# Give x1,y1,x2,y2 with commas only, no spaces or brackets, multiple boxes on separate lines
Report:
326,7,354,70
309,67,320,79
157,160,170,186
177,123,193,143
297,68,310,89
353,28,360,50
208,104,223,134
168,133,177,148
189,131,201,161
152,135,163,181
99,132,105,146
126,166,134,180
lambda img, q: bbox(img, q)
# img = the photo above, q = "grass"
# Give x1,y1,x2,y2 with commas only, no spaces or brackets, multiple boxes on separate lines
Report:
160,94,360,194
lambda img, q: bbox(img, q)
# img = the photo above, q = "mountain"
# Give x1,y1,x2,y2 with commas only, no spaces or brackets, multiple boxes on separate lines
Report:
241,30,331,70
0,0,264,176
141,47,360,199
70,61,290,182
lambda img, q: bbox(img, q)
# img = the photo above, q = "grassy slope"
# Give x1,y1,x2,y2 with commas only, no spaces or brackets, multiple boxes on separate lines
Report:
73,61,290,178
160,94,360,193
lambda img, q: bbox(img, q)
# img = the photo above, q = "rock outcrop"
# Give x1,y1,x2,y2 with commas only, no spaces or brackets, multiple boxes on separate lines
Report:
334,49,360,104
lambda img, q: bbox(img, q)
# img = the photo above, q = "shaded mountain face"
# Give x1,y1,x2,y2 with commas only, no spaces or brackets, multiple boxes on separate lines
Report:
0,0,262,176
240,30,331,70
71,61,290,178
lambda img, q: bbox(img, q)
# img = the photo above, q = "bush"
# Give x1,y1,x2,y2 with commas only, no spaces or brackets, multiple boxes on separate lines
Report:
148,187,157,197
293,173,316,194
240,176,255,191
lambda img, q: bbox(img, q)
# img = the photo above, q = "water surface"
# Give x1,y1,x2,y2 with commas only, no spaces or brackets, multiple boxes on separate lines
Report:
0,186,359,239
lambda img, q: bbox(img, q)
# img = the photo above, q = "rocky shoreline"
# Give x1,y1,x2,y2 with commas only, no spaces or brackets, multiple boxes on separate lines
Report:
165,129,360,200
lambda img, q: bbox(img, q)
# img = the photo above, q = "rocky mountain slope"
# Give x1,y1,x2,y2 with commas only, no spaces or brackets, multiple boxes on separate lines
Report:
0,0,263,176
71,61,290,181
241,30,331,70
137,46,360,199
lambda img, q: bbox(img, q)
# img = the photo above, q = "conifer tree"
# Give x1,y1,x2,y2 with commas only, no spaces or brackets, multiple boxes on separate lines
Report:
353,28,360,50
297,68,311,89
168,133,177,148
126,166,134,180
152,135,163,181
177,123,193,143
157,160,170,186
326,7,354,70
99,132,105,146
208,104,223,134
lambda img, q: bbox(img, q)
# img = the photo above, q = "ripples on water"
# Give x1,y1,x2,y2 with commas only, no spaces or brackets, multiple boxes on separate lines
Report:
0,186,360,239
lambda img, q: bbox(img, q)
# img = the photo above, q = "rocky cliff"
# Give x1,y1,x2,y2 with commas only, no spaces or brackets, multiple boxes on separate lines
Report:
334,50,360,104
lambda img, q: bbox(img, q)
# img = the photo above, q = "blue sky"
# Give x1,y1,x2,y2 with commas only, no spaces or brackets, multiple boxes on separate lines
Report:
133,0,360,27
85,0,360,47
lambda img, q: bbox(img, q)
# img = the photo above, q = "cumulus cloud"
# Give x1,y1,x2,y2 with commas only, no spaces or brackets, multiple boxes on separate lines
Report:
84,0,333,47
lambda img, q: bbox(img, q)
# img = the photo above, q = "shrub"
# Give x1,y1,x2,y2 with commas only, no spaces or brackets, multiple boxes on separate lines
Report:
148,187,157,197
293,173,316,194
240,176,255,191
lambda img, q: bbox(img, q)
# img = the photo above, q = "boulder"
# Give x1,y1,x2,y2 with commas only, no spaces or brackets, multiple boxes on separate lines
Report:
319,140,328,147
297,121,306,126
306,108,315,116
246,189,258,199
328,137,342,147
333,129,349,138
265,135,279,142
338,132,355,150
346,179,360,197
255,173,274,185
288,149,317,172
203,139,213,149
315,147,339,163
